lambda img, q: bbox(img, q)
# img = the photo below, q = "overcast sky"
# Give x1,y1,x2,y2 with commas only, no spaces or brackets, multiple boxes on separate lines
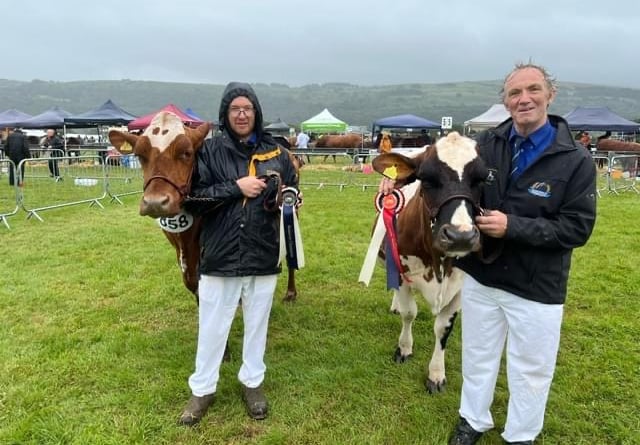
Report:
4,0,639,89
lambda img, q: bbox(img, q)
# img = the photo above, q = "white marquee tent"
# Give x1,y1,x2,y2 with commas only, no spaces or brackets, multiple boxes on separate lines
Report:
464,104,510,134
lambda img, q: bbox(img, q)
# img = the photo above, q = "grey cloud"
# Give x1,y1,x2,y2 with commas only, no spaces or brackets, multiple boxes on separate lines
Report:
2,0,639,88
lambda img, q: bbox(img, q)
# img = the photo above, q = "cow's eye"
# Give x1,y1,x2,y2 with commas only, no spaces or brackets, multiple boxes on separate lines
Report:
177,150,192,161
422,177,441,189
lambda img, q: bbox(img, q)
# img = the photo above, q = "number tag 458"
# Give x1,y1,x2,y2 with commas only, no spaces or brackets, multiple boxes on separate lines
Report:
156,211,194,233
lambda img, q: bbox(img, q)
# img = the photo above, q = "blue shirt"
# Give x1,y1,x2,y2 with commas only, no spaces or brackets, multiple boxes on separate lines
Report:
509,120,556,181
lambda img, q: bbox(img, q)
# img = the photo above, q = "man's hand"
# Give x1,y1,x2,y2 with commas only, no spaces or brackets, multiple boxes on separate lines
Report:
237,176,267,198
476,210,508,238
378,177,396,194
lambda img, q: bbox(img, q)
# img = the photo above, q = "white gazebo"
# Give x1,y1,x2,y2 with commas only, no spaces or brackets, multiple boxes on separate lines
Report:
464,104,510,134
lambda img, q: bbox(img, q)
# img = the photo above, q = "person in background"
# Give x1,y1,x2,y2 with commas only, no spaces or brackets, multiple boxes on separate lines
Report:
420,129,433,146
178,82,299,426
42,128,64,179
448,62,597,445
295,129,311,163
4,127,30,186
378,132,393,153
578,131,591,149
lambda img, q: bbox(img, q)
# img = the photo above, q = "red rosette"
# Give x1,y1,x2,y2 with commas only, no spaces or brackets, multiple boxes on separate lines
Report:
374,189,405,214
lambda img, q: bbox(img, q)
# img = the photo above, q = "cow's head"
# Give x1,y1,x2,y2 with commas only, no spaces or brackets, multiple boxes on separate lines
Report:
108,111,211,217
373,132,488,257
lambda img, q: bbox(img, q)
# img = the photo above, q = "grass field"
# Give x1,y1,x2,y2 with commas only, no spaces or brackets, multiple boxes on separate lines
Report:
0,166,639,445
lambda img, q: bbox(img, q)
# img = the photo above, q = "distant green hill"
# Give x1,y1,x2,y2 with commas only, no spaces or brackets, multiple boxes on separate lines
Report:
1,78,639,127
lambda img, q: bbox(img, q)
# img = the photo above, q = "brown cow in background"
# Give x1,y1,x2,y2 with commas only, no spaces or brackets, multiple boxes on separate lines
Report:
597,138,640,152
314,133,364,149
313,134,365,162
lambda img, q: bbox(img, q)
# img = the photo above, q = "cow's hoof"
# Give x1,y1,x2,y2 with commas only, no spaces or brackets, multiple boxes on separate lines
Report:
283,291,297,303
425,378,446,394
393,347,412,364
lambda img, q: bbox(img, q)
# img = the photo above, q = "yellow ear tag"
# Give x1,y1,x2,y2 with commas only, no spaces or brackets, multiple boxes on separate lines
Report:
121,141,133,152
383,165,398,180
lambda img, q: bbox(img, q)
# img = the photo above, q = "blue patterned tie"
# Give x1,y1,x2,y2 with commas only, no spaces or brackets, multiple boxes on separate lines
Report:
511,138,523,178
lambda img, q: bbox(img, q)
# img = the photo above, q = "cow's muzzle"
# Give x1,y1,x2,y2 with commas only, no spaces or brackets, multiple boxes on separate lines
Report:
140,193,173,217
434,224,481,257
140,174,190,217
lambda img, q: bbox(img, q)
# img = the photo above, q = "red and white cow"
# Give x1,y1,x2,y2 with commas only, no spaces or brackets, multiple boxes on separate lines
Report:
370,132,488,393
108,111,300,302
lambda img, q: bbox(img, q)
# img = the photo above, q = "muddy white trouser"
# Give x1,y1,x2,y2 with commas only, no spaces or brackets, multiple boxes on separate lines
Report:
459,274,564,443
188,274,278,397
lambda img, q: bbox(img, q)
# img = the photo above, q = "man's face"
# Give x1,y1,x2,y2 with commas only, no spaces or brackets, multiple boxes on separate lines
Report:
228,96,255,139
46,129,55,138
503,67,555,136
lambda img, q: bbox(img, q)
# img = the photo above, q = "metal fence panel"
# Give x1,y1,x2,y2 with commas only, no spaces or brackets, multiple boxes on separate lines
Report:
105,154,143,204
609,153,640,194
293,151,354,191
348,150,381,191
19,155,106,221
0,159,20,229
592,154,610,197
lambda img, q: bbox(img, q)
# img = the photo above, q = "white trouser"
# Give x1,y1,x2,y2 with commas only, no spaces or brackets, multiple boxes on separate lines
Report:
459,274,564,443
188,274,277,397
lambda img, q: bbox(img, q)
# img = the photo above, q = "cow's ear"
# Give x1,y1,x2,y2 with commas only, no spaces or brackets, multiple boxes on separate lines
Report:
372,153,418,181
108,130,138,153
187,122,211,151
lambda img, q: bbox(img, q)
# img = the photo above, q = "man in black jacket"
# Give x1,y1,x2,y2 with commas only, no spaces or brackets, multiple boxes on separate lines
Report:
178,82,299,426
4,128,30,186
42,128,64,179
449,63,596,445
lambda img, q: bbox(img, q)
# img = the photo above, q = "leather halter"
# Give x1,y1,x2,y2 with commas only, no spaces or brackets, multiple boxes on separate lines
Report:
143,167,193,199
424,191,484,222
420,192,482,283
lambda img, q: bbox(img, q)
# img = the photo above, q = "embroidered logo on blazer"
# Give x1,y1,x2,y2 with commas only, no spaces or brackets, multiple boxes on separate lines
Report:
486,169,497,184
528,181,551,198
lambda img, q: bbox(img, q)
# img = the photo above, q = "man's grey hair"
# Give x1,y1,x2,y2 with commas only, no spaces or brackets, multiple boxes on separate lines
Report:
500,61,557,100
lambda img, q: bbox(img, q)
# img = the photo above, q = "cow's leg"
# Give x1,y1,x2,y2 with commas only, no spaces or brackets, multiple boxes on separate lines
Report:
394,285,417,363
184,274,199,304
425,291,461,393
283,267,297,302
390,292,400,313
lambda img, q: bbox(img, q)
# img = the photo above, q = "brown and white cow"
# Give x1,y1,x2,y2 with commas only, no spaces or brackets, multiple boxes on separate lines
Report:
371,132,488,393
108,111,300,302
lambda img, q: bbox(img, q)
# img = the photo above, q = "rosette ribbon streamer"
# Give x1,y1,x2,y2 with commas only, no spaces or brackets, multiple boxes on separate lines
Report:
278,187,305,269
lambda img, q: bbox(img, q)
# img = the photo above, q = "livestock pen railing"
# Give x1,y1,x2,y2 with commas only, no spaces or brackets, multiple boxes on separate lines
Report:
593,151,640,196
104,154,143,204
0,158,20,229
292,150,357,191
293,147,433,191
1,148,636,230
18,155,107,221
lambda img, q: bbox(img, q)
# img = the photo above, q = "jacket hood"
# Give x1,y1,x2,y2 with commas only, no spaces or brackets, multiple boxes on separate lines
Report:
218,82,264,141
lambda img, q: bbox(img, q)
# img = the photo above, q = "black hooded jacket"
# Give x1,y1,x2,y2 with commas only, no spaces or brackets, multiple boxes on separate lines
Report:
456,115,597,304
4,129,30,162
189,82,298,277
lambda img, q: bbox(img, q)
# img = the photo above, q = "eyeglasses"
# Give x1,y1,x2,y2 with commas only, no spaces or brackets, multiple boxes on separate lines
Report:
229,106,255,116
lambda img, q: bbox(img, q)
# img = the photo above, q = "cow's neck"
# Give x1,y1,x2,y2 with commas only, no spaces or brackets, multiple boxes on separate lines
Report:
397,193,453,281
163,217,202,271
